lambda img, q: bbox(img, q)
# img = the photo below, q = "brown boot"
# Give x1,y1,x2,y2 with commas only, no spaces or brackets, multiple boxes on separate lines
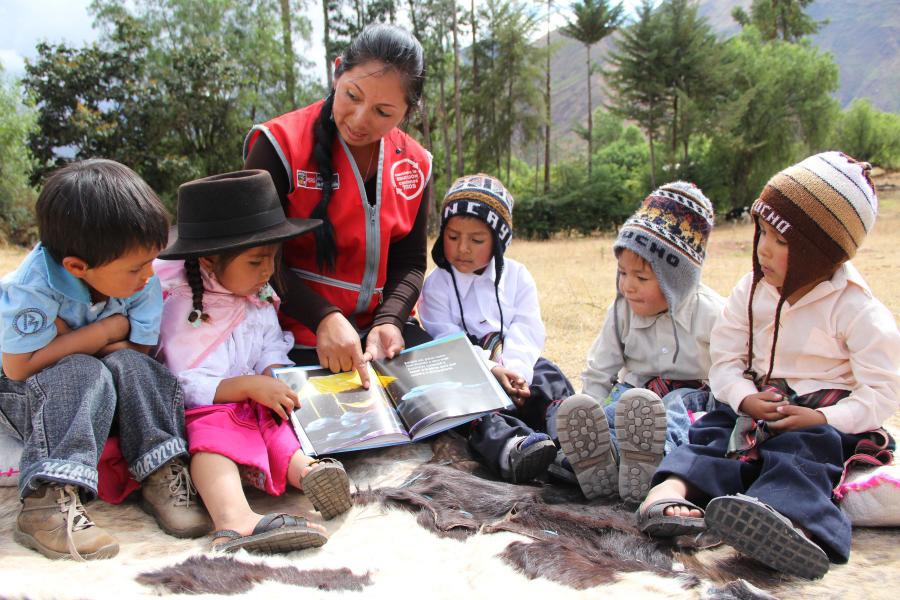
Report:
14,484,119,560
141,458,212,538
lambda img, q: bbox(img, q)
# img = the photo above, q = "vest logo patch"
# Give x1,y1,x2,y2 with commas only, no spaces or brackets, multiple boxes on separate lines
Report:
390,159,425,201
297,170,340,191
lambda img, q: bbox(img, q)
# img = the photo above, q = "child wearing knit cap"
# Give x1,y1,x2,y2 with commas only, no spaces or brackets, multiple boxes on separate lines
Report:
639,152,900,580
556,181,724,505
418,174,574,484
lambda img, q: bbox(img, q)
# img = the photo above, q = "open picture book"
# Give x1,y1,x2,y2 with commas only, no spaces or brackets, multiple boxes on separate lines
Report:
273,333,514,456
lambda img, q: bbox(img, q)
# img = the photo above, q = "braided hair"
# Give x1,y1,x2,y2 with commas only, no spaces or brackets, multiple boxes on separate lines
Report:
184,258,211,326
311,23,425,271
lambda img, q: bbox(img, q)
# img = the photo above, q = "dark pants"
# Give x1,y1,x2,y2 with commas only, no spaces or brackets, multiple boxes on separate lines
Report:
0,350,188,499
468,357,574,474
652,404,863,562
288,319,433,366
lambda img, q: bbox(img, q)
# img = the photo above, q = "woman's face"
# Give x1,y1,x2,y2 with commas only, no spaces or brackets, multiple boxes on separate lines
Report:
331,59,409,148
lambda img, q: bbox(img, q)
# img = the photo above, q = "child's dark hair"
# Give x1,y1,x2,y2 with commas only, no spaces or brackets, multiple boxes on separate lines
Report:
311,23,425,271
183,247,283,325
36,159,169,266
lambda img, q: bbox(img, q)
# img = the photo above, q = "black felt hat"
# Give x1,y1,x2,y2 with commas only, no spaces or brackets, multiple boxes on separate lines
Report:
158,170,320,259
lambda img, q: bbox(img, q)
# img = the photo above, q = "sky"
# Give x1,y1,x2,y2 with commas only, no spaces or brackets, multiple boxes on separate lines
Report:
0,0,643,84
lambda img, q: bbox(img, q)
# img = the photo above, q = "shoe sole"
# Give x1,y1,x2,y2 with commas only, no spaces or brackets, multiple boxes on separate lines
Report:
214,527,327,554
705,496,829,580
556,395,618,500
615,390,667,505
304,462,353,520
14,526,119,560
509,439,557,483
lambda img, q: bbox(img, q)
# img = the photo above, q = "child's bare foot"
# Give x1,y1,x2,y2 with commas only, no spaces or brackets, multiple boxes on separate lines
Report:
639,477,702,519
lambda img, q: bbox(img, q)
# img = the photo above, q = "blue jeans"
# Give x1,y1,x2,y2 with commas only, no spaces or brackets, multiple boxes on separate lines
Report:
0,349,188,499
603,383,713,456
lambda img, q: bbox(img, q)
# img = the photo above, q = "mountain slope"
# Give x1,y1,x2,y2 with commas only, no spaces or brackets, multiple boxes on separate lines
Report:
546,0,899,155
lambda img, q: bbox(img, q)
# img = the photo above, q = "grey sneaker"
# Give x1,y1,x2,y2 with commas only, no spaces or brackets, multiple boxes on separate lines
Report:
15,483,119,561
141,458,212,538
556,394,619,499
615,389,667,504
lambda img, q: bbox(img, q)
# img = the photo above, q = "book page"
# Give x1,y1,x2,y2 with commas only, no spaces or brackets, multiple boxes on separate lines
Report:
372,334,514,438
274,365,408,455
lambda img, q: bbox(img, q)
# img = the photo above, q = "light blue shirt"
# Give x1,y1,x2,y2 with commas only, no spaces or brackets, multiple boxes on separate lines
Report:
0,244,162,355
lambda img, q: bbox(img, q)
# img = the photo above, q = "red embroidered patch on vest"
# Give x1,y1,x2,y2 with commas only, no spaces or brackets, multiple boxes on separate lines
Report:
297,170,340,190
390,159,425,200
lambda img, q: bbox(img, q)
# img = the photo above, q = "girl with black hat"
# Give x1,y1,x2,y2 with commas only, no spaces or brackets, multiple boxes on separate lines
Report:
155,170,352,554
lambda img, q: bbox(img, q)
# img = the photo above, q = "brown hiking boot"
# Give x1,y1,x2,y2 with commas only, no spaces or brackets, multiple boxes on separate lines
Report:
140,458,212,538
14,483,119,560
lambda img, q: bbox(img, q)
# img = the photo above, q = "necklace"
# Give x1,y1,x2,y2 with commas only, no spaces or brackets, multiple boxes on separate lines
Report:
360,144,377,180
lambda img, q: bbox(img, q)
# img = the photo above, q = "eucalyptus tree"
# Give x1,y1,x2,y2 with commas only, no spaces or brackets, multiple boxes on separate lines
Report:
561,0,623,178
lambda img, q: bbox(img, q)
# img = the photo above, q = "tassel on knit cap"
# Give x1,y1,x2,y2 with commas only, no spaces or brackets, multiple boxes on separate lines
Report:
748,151,878,382
613,181,715,363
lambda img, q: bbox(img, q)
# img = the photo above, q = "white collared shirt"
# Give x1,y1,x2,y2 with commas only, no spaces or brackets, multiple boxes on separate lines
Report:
711,263,900,434
582,283,725,400
175,302,294,408
418,258,545,384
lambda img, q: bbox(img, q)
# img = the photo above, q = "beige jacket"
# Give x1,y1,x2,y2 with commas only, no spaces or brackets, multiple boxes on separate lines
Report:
582,283,725,401
710,263,900,434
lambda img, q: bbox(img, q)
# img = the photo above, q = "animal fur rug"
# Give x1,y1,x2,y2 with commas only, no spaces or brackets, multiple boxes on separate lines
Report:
0,432,897,600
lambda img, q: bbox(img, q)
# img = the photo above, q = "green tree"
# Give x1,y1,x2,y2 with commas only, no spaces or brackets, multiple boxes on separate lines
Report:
832,99,900,169
24,0,320,205
561,0,623,179
732,0,825,42
656,0,722,171
466,0,544,180
0,66,39,244
605,0,667,187
706,28,839,208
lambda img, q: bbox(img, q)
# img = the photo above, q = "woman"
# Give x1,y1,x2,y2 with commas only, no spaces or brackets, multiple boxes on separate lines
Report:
243,24,431,388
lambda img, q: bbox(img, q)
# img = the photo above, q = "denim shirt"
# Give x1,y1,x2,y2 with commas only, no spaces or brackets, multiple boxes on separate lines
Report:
0,244,162,355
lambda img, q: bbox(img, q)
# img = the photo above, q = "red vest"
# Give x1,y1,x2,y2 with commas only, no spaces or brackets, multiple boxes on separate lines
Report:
244,100,432,347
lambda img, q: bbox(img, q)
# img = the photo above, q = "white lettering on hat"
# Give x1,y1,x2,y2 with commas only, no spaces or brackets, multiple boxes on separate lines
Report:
444,203,459,218
465,201,480,215
486,211,499,228
752,200,791,234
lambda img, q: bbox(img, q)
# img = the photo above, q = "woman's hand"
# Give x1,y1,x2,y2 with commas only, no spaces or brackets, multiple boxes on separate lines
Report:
316,312,370,388
491,365,531,408
364,323,404,362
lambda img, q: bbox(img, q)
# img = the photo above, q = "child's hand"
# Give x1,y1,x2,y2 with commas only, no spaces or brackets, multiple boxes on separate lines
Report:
248,376,300,421
767,405,827,431
491,366,531,408
738,390,788,421
54,317,72,336
99,314,130,344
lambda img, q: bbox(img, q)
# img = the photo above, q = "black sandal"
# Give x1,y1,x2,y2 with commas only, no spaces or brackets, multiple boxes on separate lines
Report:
211,513,327,554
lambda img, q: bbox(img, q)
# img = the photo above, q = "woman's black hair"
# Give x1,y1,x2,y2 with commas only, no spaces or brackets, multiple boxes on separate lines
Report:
311,23,425,271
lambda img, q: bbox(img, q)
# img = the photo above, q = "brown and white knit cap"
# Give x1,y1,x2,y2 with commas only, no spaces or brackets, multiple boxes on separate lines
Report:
750,151,877,298
747,151,878,383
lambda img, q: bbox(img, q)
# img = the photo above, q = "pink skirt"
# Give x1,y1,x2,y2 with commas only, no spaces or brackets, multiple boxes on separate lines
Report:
185,401,302,495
